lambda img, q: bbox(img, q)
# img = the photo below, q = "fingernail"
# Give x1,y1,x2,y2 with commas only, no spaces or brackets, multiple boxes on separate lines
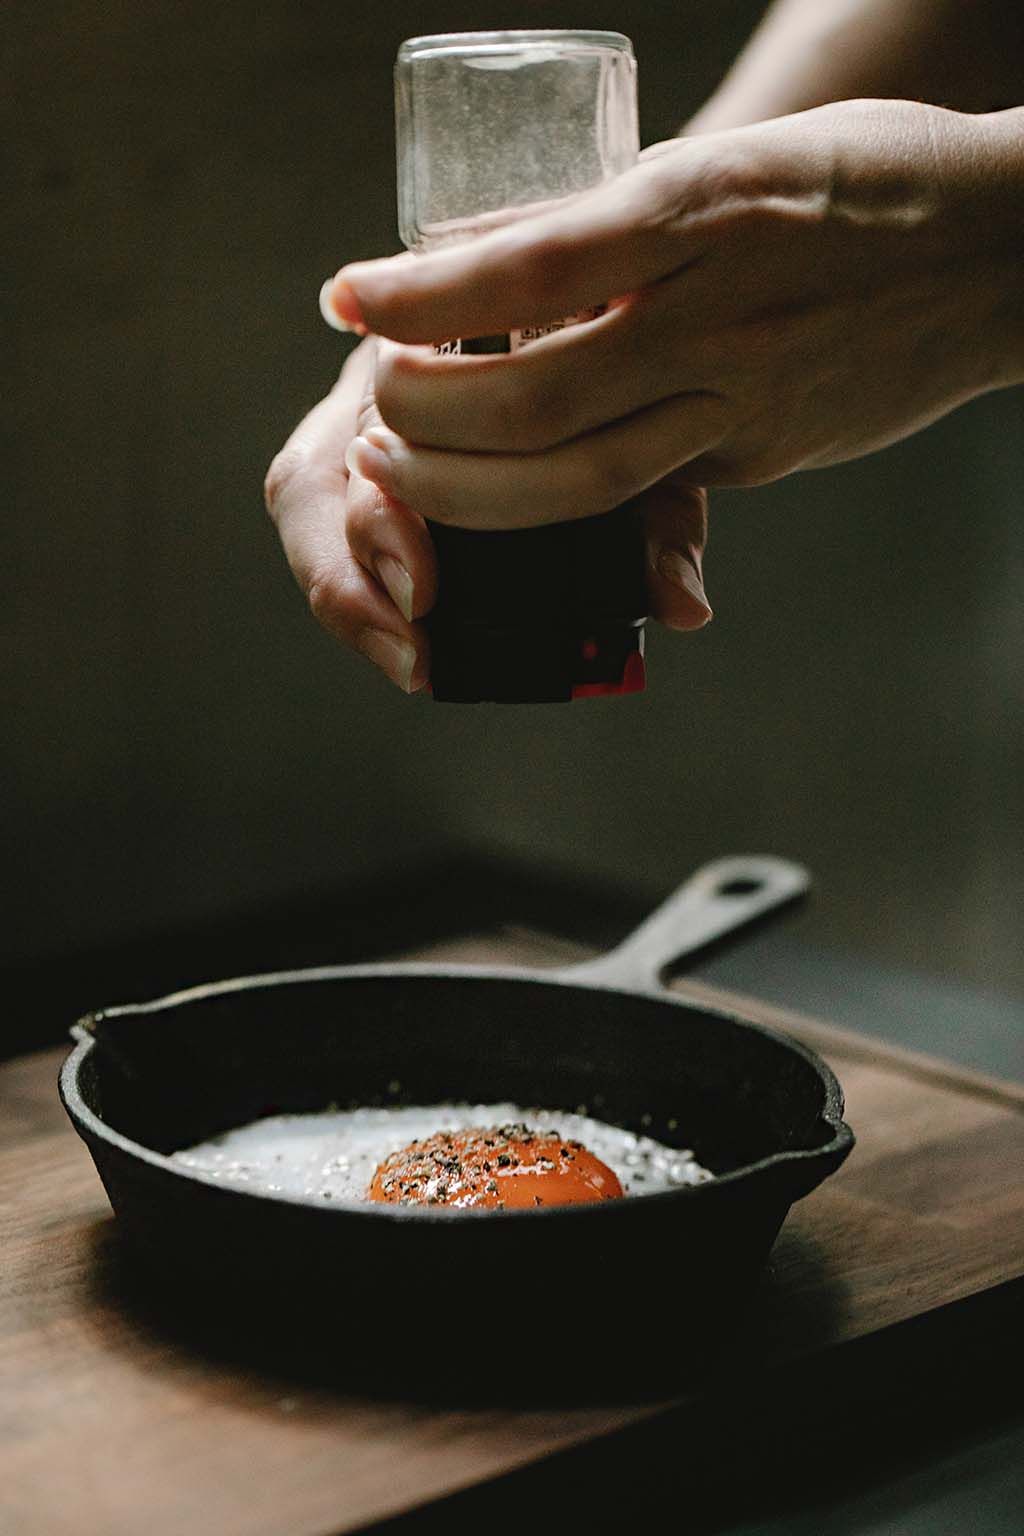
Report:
357,628,416,692
319,276,367,335
375,554,415,623
345,436,396,496
656,548,713,623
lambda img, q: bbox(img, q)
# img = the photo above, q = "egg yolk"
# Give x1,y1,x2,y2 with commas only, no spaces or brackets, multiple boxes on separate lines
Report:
367,1122,624,1210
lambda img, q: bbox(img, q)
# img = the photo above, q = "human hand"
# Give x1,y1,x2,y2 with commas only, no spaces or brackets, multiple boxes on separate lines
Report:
266,337,437,692
325,98,1020,497
266,348,710,693
270,99,1022,688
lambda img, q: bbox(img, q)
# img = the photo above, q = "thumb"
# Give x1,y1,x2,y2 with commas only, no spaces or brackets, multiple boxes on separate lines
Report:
641,477,712,631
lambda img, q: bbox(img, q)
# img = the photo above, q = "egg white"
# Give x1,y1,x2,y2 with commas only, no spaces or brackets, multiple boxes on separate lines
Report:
172,1103,713,1207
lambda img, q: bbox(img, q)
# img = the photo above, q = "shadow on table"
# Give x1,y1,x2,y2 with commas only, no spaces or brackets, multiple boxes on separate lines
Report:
370,1280,1024,1533
83,1215,849,1409
80,1217,1024,1529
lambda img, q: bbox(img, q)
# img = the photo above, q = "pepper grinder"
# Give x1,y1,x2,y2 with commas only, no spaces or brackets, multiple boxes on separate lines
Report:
395,30,648,703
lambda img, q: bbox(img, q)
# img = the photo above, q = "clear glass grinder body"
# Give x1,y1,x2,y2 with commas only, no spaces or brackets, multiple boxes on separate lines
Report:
394,31,647,703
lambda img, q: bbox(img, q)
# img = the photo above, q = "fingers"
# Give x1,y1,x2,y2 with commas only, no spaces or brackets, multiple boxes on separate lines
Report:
346,351,440,622
270,461,431,694
264,342,433,692
269,352,712,677
640,478,712,630
371,298,686,453
343,476,438,623
345,391,727,530
320,151,704,344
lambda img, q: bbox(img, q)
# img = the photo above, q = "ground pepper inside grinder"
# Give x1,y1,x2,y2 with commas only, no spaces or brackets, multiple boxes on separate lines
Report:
394,30,648,703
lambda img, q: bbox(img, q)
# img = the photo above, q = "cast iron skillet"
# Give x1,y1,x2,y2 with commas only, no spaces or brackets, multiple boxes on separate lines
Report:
61,857,853,1389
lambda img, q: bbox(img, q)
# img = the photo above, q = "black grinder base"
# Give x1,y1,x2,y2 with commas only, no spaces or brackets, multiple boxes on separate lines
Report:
427,509,649,704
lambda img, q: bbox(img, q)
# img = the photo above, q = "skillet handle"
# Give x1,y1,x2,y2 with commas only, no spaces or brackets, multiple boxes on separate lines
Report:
559,856,810,993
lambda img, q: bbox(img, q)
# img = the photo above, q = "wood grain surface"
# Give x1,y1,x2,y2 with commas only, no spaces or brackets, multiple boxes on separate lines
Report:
3,929,1023,1536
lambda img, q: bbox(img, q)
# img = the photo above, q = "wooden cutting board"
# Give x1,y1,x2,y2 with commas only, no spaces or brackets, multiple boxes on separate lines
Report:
2,928,1023,1536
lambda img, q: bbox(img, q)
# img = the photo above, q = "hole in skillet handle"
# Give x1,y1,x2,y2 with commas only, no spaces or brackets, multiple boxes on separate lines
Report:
716,878,765,898
661,873,803,983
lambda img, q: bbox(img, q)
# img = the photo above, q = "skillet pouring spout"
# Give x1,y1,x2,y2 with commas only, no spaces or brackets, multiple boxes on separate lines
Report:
60,856,854,1390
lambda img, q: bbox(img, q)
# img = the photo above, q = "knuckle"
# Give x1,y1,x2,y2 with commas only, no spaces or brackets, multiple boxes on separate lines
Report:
305,575,337,628
263,447,306,519
637,158,690,230
305,555,362,634
641,141,771,239
344,487,390,546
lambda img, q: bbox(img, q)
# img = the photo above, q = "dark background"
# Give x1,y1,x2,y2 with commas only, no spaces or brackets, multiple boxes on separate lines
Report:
5,2,1023,1029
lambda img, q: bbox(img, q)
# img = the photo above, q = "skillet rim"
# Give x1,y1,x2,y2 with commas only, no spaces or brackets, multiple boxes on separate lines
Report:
60,960,855,1225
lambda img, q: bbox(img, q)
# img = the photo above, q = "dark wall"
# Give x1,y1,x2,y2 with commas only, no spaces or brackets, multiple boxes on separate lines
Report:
6,2,1023,996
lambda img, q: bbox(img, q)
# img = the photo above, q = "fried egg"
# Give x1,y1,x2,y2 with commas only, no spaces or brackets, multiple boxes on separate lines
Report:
172,1102,713,1209
368,1123,624,1209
